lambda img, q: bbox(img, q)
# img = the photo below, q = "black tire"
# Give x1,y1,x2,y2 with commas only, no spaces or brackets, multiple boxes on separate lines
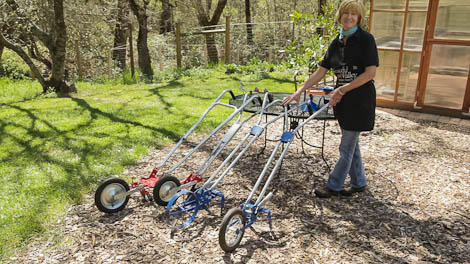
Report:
219,207,246,252
95,178,130,214
153,176,181,206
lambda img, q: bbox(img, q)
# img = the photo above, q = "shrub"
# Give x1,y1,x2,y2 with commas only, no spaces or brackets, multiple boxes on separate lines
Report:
0,50,31,80
287,3,339,75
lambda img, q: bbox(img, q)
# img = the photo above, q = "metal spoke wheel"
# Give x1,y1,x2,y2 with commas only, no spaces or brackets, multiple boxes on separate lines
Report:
166,190,198,229
94,178,130,213
219,207,246,252
153,176,181,206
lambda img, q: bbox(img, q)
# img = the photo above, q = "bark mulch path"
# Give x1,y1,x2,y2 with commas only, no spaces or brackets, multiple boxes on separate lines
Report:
14,110,470,264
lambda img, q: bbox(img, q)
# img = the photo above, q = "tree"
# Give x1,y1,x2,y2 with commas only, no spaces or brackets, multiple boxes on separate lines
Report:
0,42,4,76
0,0,74,93
129,0,154,80
245,0,254,45
318,0,327,15
113,0,130,71
191,0,227,64
160,0,173,34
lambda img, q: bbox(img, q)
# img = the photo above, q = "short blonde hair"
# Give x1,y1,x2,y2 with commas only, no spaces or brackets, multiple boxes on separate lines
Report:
336,0,366,28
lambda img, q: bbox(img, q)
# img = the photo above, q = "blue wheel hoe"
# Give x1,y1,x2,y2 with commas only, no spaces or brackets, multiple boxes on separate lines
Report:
218,98,331,253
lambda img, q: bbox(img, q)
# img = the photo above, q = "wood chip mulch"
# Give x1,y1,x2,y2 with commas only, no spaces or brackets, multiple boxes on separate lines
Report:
13,110,470,264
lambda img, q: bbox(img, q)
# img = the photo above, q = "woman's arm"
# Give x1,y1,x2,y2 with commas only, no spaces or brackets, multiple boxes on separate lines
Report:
329,65,376,106
282,66,329,105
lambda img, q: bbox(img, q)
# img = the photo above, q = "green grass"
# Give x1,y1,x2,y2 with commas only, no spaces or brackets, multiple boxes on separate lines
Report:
0,67,296,260
0,78,43,103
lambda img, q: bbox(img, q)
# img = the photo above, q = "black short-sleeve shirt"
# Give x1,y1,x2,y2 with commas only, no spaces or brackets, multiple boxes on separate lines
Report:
320,27,379,131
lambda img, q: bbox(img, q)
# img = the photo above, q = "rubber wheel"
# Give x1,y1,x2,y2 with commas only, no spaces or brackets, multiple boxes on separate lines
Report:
95,178,130,213
219,207,246,252
153,176,181,206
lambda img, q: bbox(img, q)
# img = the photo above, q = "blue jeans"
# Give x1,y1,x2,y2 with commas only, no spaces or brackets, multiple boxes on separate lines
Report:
327,129,367,191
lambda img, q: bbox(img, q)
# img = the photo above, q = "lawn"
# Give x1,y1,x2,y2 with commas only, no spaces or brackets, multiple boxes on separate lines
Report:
0,67,299,259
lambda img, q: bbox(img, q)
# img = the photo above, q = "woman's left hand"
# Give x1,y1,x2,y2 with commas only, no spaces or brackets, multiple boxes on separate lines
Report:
329,88,344,106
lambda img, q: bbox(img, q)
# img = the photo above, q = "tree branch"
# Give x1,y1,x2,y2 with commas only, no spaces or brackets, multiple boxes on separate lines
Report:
192,0,209,26
209,0,227,25
0,33,47,90
129,0,141,17
29,43,52,70
206,0,211,14
5,0,54,50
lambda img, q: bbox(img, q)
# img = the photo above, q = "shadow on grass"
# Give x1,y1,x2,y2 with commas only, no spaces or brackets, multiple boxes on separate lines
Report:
263,75,296,85
0,92,215,256
0,92,44,105
150,79,229,103
0,96,183,180
70,97,180,141
227,74,296,85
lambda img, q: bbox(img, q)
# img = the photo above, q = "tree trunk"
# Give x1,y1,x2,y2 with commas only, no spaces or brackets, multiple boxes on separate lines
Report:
129,0,153,80
318,0,327,15
113,0,129,71
272,1,277,46
129,24,135,78
0,42,4,76
159,0,173,34
245,0,254,45
192,0,227,64
4,0,72,93
48,0,68,93
204,32,218,64
206,0,212,14
136,20,153,79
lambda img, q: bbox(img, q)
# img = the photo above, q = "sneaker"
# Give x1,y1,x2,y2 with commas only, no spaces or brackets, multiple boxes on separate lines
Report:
314,187,352,198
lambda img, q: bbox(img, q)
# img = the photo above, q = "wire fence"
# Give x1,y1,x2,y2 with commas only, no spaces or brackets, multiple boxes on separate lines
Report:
148,18,301,71
96,18,312,79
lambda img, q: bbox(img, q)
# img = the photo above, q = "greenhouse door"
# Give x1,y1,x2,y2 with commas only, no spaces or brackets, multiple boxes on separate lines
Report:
370,0,470,116
416,0,470,113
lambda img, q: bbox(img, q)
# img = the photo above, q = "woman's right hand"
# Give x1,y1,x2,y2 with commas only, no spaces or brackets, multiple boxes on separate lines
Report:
282,92,301,106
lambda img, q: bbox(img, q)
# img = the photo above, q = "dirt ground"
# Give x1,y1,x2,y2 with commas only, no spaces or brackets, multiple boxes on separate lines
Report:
13,109,470,264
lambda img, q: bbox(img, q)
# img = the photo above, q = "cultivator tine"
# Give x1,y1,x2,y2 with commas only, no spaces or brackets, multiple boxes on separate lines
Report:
205,189,225,215
264,208,272,230
214,190,225,213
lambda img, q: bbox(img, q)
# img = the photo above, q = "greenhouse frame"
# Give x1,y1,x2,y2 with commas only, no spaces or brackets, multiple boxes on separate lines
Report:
368,0,470,117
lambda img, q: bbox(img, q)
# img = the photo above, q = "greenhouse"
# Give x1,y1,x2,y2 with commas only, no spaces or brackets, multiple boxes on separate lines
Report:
369,0,470,117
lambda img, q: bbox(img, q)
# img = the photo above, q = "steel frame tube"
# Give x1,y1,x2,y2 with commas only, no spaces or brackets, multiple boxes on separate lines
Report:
165,93,261,174
205,97,294,191
247,103,330,207
156,89,236,168
201,93,278,189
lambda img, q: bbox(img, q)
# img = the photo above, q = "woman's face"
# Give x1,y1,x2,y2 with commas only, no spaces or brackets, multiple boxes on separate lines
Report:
341,10,359,30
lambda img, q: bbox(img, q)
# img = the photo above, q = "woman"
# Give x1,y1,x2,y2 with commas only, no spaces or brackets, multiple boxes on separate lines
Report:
282,0,379,198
